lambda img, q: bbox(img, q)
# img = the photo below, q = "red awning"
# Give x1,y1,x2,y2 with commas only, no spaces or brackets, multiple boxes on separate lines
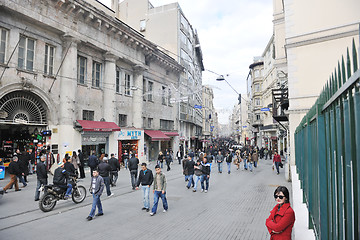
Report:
144,130,171,141
164,132,179,137
76,120,120,132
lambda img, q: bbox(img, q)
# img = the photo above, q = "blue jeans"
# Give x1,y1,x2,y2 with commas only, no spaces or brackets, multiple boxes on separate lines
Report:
151,191,168,213
124,158,128,169
217,162,223,172
186,175,194,188
226,162,231,173
254,161,257,168
66,184,72,196
34,179,47,200
103,176,111,196
248,162,253,171
89,194,103,217
18,175,27,186
244,159,247,170
142,186,150,209
193,175,202,190
275,162,280,174
200,175,209,191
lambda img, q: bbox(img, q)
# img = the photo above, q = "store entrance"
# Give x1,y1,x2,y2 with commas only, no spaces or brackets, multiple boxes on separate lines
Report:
118,140,138,164
82,144,106,162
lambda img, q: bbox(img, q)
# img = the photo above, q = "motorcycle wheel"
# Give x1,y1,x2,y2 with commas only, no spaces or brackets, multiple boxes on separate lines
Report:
72,185,86,204
39,193,57,212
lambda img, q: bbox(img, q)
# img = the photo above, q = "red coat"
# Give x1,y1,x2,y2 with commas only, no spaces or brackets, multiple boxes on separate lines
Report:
273,154,281,163
266,203,295,240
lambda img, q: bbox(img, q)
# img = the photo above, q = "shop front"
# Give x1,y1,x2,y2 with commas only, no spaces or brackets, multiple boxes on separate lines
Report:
144,130,170,162
116,128,145,164
75,120,120,162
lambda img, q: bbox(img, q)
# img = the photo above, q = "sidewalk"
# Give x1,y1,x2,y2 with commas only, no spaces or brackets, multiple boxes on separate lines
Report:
0,159,291,240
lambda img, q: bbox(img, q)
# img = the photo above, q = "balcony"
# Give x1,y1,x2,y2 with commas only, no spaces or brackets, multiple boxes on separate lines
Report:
272,88,289,122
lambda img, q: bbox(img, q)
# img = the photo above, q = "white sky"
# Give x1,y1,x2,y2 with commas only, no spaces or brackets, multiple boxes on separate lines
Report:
99,0,273,124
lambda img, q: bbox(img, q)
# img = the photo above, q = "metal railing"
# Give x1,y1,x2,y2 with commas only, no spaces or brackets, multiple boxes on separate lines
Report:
295,39,359,240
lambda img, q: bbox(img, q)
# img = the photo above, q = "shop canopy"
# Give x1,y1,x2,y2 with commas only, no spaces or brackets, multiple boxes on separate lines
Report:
144,130,171,141
75,120,120,132
164,132,179,137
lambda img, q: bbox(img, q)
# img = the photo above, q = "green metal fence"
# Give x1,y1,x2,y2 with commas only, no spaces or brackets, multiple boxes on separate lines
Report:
295,39,360,240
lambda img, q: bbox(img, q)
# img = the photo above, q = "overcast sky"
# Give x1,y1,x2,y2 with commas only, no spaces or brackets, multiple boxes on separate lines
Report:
99,0,273,124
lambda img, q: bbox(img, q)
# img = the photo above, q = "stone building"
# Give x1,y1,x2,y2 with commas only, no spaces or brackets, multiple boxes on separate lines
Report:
201,86,216,146
0,0,183,164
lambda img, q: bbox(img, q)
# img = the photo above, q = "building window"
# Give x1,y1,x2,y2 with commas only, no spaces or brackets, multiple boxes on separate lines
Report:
255,98,261,106
143,78,146,101
256,114,261,121
92,61,102,88
18,35,35,71
147,118,153,128
77,55,87,84
116,68,121,93
83,110,94,121
254,84,260,92
44,44,55,75
0,28,8,64
124,73,132,96
162,86,166,105
147,81,153,101
160,119,174,130
142,117,146,128
119,114,127,127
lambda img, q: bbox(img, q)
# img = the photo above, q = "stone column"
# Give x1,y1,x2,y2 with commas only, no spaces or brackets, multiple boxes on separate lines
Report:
103,53,117,122
132,65,146,128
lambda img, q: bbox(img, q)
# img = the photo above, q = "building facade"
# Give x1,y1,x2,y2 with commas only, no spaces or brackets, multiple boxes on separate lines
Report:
0,0,183,164
117,0,205,154
201,86,216,146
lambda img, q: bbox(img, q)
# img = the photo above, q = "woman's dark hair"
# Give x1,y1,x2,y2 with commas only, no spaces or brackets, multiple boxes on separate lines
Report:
274,186,290,203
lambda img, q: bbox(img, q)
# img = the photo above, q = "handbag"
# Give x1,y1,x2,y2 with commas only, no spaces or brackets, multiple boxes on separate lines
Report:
279,162,284,168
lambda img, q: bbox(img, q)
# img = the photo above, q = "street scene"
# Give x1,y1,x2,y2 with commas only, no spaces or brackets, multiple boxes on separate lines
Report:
0,0,359,239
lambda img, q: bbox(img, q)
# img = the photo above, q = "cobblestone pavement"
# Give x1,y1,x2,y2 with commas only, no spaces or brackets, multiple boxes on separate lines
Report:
0,158,291,240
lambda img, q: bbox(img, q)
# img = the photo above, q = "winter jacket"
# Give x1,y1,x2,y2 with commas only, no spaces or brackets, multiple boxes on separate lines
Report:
91,175,104,196
226,154,233,163
273,154,281,163
201,163,211,175
98,162,111,178
7,160,22,176
53,167,70,186
36,161,48,181
215,154,224,163
153,172,167,192
136,169,154,187
266,203,295,240
128,157,139,171
185,160,195,175
64,162,76,175
108,157,120,171
87,154,99,168
182,159,188,175
194,164,203,176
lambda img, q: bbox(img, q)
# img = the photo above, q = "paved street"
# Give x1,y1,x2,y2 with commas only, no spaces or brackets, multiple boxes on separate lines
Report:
0,159,291,240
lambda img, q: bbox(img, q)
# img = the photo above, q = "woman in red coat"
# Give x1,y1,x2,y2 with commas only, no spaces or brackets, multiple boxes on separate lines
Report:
273,151,282,175
266,186,295,240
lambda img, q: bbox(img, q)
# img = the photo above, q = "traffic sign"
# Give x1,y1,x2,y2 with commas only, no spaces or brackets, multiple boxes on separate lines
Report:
261,108,270,112
194,105,202,109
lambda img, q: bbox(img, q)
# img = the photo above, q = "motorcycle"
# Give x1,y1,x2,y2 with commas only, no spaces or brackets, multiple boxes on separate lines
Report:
39,177,87,212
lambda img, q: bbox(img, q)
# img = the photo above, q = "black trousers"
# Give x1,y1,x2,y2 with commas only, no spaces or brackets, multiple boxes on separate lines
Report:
79,165,85,178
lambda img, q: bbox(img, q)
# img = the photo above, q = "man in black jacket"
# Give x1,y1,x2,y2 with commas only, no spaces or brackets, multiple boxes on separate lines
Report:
3,156,22,192
185,155,195,189
128,154,139,190
108,153,120,187
35,155,48,201
136,163,153,212
98,158,113,197
53,161,74,199
78,149,86,179
201,157,211,193
88,152,99,176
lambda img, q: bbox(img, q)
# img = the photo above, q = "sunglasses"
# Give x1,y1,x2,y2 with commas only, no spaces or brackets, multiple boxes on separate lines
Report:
274,195,285,199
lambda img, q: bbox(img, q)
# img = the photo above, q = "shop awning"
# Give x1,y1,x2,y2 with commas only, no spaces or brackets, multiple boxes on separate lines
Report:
75,120,120,132
144,130,171,141
164,132,179,137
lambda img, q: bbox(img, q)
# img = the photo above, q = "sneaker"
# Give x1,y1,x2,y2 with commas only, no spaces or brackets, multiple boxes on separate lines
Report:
193,189,196,192
201,189,204,192
108,193,114,197
35,199,39,201
150,212,155,216
95,213,104,217
204,190,208,193
146,208,150,212
163,210,167,213
186,186,190,189
15,189,21,192
86,216,93,221
142,207,147,210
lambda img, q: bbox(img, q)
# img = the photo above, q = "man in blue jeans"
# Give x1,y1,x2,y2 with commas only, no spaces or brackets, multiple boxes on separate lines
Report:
185,155,195,189
136,163,154,212
215,151,224,173
87,169,104,221
150,165,168,216
201,157,211,193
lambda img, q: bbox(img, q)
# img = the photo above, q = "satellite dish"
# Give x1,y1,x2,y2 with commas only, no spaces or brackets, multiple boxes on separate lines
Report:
100,118,106,122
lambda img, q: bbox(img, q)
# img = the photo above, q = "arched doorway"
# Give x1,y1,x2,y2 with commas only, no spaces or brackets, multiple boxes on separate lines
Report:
0,91,49,167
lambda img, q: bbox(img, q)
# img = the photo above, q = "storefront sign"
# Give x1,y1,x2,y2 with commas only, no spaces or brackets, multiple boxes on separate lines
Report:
82,135,107,145
118,130,142,140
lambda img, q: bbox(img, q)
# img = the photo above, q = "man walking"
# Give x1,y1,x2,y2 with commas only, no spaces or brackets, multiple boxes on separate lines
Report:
128,153,139,190
193,160,203,192
150,165,168,216
201,157,211,193
3,156,22,193
34,155,48,201
185,155,195,189
98,158,113,197
108,153,120,187
225,151,233,174
165,150,172,171
215,151,224,173
136,163,153,212
88,152,99,176
87,169,104,221
78,149,86,178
